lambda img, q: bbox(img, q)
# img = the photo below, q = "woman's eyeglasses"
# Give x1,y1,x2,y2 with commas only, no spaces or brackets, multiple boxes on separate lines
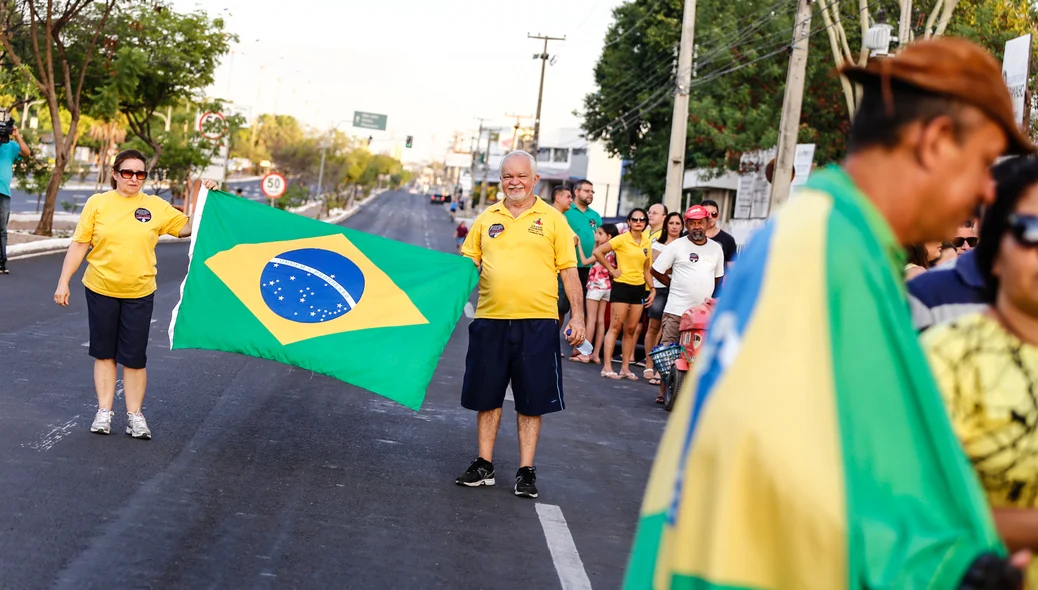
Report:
951,236,979,248
117,169,147,181
1008,214,1038,248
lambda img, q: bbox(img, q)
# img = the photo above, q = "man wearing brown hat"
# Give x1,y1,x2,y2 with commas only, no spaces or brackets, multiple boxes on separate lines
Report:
625,38,1033,589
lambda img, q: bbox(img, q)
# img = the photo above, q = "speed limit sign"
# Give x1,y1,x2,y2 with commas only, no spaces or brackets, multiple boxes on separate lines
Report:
261,173,287,199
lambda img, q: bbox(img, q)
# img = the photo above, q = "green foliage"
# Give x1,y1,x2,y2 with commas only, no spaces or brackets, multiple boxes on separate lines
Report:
582,0,851,199
11,127,69,201
273,183,308,211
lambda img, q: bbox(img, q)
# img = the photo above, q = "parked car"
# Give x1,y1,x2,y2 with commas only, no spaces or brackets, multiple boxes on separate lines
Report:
429,193,452,204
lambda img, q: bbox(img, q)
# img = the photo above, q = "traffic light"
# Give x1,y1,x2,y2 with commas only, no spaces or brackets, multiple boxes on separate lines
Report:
405,135,413,148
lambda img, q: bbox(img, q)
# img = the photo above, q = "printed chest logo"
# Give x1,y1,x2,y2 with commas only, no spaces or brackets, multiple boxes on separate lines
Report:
528,218,545,236
589,220,597,230
689,252,700,263
134,208,152,223
642,248,648,256
488,223,505,238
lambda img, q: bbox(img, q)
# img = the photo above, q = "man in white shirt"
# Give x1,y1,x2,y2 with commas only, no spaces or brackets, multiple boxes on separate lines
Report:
650,205,725,349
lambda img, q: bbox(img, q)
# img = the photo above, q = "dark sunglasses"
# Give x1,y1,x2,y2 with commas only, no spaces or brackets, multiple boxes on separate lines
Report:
1008,214,1038,248
629,217,648,223
709,212,718,218
116,169,147,180
951,236,978,248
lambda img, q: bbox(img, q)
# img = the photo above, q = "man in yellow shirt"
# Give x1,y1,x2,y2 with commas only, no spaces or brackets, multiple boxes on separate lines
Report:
456,150,585,499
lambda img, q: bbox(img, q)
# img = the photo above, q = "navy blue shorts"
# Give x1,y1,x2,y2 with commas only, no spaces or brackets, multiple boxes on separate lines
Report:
85,287,155,369
461,319,565,416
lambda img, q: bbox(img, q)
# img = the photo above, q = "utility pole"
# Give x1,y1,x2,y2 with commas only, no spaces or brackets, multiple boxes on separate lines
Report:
472,117,488,208
316,129,329,198
505,113,532,151
479,129,495,210
662,0,698,214
768,0,814,209
528,34,565,156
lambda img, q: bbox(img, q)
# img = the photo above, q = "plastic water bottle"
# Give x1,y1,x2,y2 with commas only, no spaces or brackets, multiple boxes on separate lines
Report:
566,329,594,356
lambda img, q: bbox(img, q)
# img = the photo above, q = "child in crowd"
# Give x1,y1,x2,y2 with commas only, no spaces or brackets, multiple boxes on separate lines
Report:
584,223,620,364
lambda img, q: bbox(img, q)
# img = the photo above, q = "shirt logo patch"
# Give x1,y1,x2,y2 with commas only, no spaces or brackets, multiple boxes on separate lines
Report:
488,223,505,238
134,208,152,223
689,252,700,263
528,218,545,236
589,220,597,230
643,248,648,255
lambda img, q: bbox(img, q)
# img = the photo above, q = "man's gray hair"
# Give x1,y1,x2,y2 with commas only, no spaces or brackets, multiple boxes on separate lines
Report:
500,150,538,178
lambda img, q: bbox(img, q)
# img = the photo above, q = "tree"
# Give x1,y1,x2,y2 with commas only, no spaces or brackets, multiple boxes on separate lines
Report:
814,0,1032,120
582,0,849,198
0,0,119,235
92,2,234,172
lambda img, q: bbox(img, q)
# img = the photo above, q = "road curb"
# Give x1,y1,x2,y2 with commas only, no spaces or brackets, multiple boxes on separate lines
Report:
8,189,391,260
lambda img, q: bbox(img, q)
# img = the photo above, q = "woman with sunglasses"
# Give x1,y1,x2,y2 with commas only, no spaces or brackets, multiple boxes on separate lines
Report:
923,155,1038,566
53,149,217,440
594,208,656,380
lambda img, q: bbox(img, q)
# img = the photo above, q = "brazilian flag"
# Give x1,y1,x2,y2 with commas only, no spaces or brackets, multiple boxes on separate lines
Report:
168,189,478,410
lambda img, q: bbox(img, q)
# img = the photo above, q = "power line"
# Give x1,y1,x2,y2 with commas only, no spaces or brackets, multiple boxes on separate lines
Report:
569,0,887,147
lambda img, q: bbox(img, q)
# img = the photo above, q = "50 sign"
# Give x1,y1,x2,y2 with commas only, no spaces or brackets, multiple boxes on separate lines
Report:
261,173,287,199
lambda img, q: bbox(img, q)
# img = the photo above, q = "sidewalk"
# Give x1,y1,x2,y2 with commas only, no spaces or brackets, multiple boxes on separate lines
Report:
6,190,387,260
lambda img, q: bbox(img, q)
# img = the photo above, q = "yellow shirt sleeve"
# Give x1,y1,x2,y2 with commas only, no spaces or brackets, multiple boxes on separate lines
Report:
460,217,482,261
157,200,189,237
554,216,577,271
71,196,98,244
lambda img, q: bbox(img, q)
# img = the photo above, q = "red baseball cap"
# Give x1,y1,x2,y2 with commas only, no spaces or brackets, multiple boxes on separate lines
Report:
684,205,709,220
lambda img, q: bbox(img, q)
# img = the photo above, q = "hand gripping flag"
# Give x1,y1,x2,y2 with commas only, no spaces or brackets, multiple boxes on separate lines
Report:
169,189,478,410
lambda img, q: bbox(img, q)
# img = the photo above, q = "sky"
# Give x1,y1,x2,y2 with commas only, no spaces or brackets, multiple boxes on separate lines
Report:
175,0,627,163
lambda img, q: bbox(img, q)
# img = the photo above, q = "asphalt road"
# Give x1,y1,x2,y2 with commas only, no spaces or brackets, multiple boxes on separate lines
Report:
0,191,667,589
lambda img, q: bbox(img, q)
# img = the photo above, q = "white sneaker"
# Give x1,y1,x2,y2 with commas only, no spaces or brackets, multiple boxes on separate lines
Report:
126,412,152,440
90,408,113,435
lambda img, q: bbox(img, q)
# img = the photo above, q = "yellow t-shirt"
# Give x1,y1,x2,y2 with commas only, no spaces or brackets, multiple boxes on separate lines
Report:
923,312,1038,585
608,231,650,286
72,190,189,298
461,199,577,320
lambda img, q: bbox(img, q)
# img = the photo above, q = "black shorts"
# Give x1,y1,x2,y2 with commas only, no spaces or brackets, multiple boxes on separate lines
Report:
461,319,565,416
577,267,591,296
647,287,669,320
85,287,155,369
611,281,647,305
557,276,570,320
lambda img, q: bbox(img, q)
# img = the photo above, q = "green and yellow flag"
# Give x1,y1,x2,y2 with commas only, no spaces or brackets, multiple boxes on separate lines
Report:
168,189,478,410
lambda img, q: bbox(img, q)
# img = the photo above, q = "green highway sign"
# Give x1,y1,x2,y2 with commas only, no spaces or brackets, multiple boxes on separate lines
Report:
353,111,388,131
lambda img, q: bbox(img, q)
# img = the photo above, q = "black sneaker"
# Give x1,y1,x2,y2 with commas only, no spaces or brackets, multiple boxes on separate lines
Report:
0,259,7,274
455,457,495,487
514,466,538,498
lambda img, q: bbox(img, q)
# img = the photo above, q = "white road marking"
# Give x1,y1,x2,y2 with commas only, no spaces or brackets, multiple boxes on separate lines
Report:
505,383,514,402
115,379,124,400
81,341,89,347
24,416,80,452
535,503,592,590
463,302,475,318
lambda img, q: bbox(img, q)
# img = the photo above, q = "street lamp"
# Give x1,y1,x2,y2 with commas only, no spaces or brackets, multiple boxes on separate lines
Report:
316,120,351,198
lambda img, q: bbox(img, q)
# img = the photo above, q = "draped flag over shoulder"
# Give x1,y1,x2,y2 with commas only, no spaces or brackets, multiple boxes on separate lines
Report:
624,167,1004,589
169,189,478,410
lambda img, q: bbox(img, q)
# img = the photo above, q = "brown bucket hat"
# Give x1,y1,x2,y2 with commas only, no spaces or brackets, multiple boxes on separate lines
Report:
841,37,1036,155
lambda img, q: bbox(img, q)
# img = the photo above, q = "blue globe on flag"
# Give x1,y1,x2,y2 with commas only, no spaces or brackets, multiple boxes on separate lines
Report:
259,248,366,324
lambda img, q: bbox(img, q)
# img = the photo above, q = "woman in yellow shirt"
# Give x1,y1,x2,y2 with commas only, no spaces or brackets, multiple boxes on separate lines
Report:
53,149,217,440
923,154,1038,582
593,208,656,381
